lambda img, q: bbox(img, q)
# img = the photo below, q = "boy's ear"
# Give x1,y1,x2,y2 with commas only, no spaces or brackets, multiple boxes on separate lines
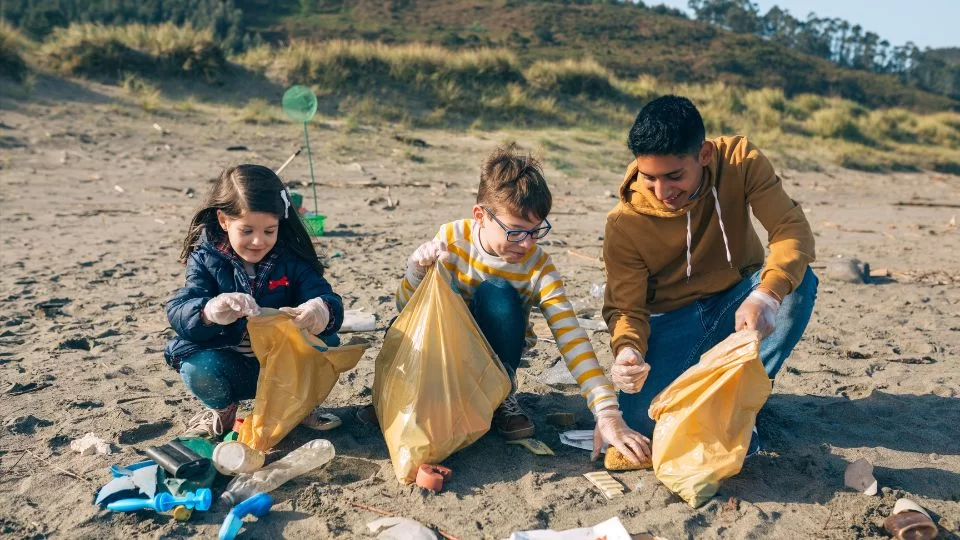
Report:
471,204,485,223
698,141,713,167
216,210,229,231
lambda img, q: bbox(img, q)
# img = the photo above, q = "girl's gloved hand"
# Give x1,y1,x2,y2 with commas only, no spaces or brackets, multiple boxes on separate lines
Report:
280,298,330,334
735,289,780,339
592,407,651,464
611,346,650,394
406,239,449,281
202,293,260,325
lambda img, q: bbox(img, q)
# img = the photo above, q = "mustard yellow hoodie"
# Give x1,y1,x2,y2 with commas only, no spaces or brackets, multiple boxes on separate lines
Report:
602,136,815,356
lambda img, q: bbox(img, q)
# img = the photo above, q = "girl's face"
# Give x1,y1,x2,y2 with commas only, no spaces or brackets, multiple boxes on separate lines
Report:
217,210,279,265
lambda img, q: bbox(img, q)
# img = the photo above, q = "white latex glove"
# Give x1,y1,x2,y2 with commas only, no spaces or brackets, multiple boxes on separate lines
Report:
406,239,448,281
202,293,259,325
611,347,650,394
592,407,651,464
280,298,330,334
735,290,781,339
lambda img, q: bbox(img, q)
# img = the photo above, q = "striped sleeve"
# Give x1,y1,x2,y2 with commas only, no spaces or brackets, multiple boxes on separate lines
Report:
533,254,618,414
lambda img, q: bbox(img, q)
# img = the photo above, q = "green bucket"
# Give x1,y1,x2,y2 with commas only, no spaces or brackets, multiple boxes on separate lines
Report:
304,213,325,236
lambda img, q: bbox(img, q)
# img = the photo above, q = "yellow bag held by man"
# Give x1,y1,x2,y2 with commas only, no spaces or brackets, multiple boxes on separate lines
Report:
373,265,511,484
238,309,368,452
648,330,771,507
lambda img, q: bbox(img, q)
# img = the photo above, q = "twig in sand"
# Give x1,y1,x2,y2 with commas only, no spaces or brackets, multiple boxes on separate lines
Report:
115,395,156,405
567,250,604,267
894,201,960,209
349,501,460,540
25,450,94,487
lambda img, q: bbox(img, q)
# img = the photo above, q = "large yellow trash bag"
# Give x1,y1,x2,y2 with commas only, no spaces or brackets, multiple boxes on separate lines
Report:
373,265,511,484
238,309,368,451
648,330,771,507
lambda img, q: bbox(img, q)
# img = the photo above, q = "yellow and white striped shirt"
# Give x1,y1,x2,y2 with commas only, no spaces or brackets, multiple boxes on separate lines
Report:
396,219,618,414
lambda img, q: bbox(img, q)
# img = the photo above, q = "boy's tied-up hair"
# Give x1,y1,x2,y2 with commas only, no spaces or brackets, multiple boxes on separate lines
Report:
627,95,706,157
179,164,325,276
477,143,552,222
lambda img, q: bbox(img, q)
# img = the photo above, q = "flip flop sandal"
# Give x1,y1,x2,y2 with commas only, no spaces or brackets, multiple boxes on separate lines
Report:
884,499,938,540
301,411,343,431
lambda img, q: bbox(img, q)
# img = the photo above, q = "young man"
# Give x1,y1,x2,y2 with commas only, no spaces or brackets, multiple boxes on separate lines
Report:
602,95,818,452
400,144,650,462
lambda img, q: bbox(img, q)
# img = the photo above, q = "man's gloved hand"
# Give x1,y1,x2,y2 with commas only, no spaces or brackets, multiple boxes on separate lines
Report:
592,407,651,464
280,298,331,335
202,293,260,326
611,346,650,394
735,289,780,339
406,239,449,281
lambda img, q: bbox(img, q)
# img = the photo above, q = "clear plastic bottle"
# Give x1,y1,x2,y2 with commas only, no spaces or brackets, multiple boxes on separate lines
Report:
221,439,335,505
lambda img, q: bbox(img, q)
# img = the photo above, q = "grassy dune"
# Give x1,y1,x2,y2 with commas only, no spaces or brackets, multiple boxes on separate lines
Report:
9,23,960,174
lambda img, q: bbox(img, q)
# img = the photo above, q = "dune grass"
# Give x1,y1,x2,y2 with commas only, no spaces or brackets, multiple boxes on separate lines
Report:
38,23,226,81
12,22,960,174
1,21,32,83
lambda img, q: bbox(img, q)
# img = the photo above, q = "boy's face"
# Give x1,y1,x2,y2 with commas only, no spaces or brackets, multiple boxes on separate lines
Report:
472,204,546,264
635,141,712,211
217,210,279,265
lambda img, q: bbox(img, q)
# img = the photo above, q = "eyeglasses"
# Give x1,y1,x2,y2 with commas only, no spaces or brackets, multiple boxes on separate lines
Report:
482,207,551,243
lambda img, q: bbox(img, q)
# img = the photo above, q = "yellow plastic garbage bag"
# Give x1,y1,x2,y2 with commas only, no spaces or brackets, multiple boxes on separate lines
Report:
238,309,368,452
373,265,511,484
648,330,771,507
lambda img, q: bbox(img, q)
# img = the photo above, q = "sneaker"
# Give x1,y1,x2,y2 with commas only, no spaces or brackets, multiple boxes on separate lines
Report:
183,403,238,439
745,427,762,459
493,394,535,441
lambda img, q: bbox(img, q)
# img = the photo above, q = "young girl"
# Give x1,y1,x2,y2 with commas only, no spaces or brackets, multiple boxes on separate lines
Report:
164,164,344,439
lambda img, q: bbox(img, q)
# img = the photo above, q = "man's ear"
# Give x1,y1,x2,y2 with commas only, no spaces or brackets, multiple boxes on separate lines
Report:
698,141,713,167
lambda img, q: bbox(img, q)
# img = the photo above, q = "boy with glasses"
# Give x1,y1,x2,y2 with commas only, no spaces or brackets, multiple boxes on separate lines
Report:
397,144,650,464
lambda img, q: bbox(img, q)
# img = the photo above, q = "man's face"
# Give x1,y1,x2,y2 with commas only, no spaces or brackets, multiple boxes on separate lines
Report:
635,142,712,210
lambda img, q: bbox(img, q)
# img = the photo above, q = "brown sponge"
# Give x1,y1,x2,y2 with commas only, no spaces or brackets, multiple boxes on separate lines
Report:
604,447,653,471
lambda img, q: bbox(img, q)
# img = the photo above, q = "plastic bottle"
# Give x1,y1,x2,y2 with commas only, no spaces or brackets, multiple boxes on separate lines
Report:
221,439,335,505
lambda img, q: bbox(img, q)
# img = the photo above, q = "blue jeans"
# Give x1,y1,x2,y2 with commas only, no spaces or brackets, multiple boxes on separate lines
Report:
469,279,528,387
620,268,819,438
179,349,260,409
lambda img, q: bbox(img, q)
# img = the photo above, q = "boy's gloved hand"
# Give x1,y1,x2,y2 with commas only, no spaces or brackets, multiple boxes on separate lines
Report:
406,239,449,281
202,293,260,325
592,407,651,464
735,289,780,339
611,347,650,394
280,298,330,335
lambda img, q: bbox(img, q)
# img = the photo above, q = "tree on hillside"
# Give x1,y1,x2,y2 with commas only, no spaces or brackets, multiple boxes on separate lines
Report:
687,0,959,100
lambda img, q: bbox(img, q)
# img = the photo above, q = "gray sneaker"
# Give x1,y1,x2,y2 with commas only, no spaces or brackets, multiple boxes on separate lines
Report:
183,403,238,439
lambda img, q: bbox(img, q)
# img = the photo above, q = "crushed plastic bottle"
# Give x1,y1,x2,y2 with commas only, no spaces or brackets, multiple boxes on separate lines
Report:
590,283,606,298
221,439,335,505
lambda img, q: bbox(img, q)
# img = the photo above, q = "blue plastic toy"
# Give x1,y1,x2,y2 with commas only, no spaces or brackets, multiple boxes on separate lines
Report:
219,493,273,540
107,488,212,513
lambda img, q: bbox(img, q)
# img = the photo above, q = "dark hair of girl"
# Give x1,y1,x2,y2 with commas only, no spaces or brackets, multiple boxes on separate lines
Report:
179,164,324,276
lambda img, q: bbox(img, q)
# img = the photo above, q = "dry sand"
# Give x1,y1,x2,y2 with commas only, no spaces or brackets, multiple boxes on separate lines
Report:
1,76,958,539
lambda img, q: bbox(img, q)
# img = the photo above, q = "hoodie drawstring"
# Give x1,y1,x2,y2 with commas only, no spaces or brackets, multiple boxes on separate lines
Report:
685,186,733,281
712,186,733,269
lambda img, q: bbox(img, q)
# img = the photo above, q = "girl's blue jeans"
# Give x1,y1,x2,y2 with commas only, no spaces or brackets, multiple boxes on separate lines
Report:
179,335,338,409
620,268,819,438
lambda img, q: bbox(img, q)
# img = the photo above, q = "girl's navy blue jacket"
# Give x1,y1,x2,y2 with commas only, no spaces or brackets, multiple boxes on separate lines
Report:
164,231,343,370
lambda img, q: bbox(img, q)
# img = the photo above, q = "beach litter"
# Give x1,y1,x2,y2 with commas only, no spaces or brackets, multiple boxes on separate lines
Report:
367,516,438,539
844,458,878,495
508,516,633,540
70,432,112,456
583,471,625,500
883,498,938,540
507,438,555,456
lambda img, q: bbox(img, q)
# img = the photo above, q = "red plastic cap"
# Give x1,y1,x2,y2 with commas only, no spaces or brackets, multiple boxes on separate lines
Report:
416,464,452,492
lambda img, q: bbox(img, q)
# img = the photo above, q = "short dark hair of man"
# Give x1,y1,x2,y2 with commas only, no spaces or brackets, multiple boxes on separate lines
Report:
627,95,706,157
